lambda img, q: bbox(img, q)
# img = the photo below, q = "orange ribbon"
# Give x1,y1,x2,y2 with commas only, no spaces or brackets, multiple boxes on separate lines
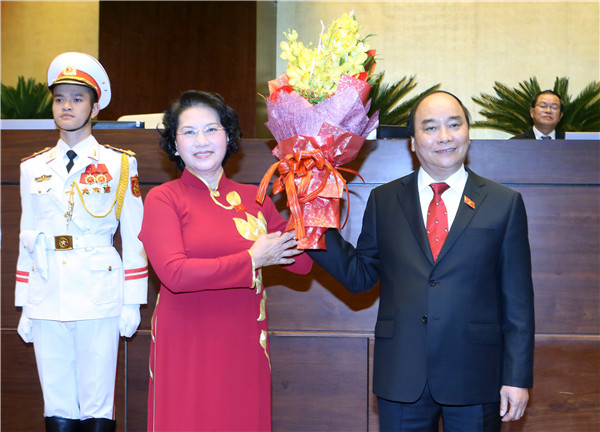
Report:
256,144,363,240
80,163,113,184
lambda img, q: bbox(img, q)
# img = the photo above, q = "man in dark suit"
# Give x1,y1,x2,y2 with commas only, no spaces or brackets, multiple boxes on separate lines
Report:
308,91,534,431
511,90,565,139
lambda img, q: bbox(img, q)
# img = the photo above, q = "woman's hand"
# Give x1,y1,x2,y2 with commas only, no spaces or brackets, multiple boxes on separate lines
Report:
249,230,303,268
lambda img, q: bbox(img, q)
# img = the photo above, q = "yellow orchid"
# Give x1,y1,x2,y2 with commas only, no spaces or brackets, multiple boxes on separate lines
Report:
279,12,375,104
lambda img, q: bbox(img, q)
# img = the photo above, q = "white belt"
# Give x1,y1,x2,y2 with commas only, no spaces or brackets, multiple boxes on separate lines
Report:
45,234,113,251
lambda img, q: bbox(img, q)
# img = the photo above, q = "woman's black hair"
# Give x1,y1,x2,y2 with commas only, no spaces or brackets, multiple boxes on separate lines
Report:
158,90,241,171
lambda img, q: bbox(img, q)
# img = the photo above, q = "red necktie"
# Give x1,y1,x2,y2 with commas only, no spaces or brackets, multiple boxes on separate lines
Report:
426,182,450,261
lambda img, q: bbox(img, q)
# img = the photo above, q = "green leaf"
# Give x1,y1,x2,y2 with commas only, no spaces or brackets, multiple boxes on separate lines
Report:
368,72,441,126
1,76,53,119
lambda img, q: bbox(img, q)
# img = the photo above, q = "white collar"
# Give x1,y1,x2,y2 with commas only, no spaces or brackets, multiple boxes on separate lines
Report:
418,165,468,194
533,126,555,140
55,135,99,162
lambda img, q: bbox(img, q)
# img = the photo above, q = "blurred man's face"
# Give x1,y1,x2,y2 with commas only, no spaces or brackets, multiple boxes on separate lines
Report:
530,93,563,134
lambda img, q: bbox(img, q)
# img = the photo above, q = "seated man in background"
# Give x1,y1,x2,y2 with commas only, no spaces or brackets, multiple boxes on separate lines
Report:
511,90,565,139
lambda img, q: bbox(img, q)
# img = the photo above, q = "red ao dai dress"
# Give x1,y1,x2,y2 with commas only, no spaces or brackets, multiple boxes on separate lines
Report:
139,169,312,431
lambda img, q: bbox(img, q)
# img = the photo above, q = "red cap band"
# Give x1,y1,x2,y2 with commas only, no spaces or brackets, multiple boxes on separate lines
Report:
52,66,101,100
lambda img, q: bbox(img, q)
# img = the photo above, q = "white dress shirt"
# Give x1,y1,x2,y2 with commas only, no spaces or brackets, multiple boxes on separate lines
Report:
417,166,469,230
533,126,556,140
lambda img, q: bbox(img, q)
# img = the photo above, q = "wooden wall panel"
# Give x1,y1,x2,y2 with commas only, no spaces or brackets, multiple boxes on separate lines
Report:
265,267,379,332
517,186,600,334
124,334,151,432
2,131,598,431
1,332,44,431
503,336,600,431
98,1,257,137
467,140,600,185
270,336,369,431
1,186,21,327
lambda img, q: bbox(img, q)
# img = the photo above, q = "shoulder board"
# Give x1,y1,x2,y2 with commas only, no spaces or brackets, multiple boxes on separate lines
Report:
102,144,136,156
21,147,52,162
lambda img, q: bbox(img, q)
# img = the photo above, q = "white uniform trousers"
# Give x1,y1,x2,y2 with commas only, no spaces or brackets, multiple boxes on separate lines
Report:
32,317,119,420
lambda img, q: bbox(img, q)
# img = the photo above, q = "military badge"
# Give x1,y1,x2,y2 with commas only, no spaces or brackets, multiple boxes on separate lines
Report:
63,66,77,76
35,174,52,182
131,175,141,197
80,164,113,194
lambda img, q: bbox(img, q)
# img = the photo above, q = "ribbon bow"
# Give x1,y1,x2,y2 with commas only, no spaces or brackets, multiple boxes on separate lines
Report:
256,138,363,240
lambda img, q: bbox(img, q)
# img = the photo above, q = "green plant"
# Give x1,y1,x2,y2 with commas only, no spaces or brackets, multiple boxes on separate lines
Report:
1,76,53,119
368,72,440,125
472,77,600,135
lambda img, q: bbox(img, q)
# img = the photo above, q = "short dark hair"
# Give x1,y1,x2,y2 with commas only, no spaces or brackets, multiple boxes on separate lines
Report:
407,90,471,137
159,90,241,171
531,90,564,112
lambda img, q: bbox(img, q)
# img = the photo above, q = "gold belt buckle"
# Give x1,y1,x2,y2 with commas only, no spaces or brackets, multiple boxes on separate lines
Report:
55,235,73,250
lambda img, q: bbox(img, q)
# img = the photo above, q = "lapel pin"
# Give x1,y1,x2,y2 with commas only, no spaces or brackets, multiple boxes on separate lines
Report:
464,196,475,209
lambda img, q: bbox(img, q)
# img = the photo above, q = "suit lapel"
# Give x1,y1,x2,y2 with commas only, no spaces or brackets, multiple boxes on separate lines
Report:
436,169,488,262
396,172,433,261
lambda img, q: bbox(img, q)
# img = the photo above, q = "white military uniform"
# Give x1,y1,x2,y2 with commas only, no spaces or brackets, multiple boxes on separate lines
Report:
15,134,148,419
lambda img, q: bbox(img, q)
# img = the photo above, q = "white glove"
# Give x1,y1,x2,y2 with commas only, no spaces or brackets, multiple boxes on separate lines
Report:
119,304,141,338
17,310,33,343
19,231,49,280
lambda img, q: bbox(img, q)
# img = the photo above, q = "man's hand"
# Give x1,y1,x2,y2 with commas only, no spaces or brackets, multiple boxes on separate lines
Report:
500,385,529,422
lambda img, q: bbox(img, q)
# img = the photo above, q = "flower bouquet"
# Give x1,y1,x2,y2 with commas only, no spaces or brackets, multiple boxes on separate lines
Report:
256,12,379,249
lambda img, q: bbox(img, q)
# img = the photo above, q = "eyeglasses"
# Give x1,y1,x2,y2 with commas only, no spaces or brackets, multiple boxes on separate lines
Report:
536,103,560,112
176,126,225,140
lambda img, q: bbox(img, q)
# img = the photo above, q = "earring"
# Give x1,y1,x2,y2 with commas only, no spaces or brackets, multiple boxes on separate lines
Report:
174,151,179,156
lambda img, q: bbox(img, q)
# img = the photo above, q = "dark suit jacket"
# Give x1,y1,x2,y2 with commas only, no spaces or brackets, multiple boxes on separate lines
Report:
511,128,565,139
308,168,535,405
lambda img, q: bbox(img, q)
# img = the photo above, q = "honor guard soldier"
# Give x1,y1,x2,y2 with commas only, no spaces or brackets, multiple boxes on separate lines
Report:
15,52,148,432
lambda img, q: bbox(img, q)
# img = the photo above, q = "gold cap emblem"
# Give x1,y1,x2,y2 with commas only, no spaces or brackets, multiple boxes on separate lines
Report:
63,66,77,76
